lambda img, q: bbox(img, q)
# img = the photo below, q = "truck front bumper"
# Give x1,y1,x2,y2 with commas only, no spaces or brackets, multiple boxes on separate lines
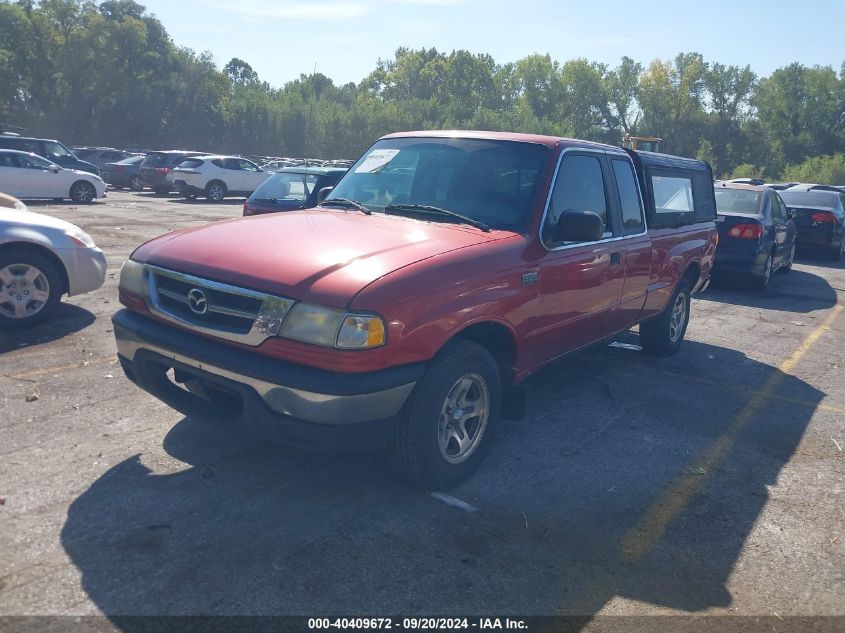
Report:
112,309,423,449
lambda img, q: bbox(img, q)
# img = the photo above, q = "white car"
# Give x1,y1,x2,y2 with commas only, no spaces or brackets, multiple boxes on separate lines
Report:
172,155,273,201
0,196,107,326
0,149,106,204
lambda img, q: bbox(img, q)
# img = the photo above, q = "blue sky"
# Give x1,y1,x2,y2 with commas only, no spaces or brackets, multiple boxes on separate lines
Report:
141,0,845,88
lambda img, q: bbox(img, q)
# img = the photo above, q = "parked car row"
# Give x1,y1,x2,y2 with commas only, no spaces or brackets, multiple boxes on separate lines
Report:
712,180,845,290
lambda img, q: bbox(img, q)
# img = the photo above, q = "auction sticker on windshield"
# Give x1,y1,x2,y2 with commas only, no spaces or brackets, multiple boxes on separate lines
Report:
355,149,400,173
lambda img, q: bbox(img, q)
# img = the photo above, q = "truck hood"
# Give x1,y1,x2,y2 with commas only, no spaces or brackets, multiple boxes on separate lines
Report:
132,209,509,307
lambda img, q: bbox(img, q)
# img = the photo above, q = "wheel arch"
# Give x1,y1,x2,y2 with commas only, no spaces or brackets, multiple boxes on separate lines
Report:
206,179,228,194
70,178,95,194
681,260,701,289
449,320,518,387
0,241,69,294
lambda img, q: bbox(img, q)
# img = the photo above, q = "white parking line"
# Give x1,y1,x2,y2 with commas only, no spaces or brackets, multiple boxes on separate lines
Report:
430,492,479,513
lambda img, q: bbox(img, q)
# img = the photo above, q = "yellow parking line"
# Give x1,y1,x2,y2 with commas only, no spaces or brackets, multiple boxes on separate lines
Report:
620,303,844,562
2,355,117,382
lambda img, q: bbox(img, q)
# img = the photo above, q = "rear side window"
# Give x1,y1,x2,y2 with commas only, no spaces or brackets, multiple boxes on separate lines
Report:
647,170,699,228
611,159,644,233
0,152,16,167
178,158,204,169
544,154,609,245
653,175,693,212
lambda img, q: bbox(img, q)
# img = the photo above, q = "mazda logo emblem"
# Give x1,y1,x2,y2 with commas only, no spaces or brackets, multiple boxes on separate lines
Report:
187,288,208,315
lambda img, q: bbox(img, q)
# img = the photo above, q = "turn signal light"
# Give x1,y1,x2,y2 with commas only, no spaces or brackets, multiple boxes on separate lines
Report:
728,223,763,239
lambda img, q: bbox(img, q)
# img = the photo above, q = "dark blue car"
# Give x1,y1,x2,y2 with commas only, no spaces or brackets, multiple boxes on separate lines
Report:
713,182,796,290
779,186,845,261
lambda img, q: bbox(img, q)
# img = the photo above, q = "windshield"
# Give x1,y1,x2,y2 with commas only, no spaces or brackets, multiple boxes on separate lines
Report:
779,191,839,209
43,141,74,161
327,137,550,231
715,189,762,214
252,172,320,204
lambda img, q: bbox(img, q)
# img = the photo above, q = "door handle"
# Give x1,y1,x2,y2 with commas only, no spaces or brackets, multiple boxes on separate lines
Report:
610,252,621,266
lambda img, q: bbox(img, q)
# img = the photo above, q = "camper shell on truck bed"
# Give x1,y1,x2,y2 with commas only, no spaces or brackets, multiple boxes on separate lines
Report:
113,130,718,488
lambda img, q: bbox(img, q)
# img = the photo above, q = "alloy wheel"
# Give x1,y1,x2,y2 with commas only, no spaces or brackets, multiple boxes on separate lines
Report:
0,264,51,319
668,292,688,344
437,372,490,464
73,182,95,203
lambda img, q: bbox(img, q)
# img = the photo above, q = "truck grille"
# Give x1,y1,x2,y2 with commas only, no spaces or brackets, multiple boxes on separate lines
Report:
145,265,294,345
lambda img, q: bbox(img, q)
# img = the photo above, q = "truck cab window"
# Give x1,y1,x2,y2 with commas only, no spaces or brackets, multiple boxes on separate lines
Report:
543,154,609,246
611,159,644,233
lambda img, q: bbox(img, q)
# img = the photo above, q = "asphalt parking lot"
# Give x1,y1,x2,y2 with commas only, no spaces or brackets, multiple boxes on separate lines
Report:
1,191,843,628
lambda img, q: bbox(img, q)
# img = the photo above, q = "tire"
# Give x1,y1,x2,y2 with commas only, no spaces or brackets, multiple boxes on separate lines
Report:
69,180,96,204
206,181,227,202
832,238,844,261
129,175,143,191
387,339,501,489
752,252,774,290
0,248,63,328
779,243,795,273
640,279,692,358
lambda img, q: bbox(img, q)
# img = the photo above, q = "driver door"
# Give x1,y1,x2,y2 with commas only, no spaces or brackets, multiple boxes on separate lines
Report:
0,152,22,197
17,155,65,198
528,151,626,366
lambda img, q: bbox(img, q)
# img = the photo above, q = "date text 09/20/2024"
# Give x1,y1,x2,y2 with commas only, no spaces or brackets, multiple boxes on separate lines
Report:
307,618,528,630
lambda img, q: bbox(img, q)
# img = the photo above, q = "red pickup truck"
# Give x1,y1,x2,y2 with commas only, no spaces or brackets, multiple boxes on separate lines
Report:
114,131,717,488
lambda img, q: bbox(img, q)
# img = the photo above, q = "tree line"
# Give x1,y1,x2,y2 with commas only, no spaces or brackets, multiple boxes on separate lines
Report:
2,0,845,181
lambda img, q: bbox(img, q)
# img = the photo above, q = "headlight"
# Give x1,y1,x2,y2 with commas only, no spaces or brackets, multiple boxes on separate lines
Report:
278,303,346,346
278,303,385,349
118,258,146,294
65,226,97,248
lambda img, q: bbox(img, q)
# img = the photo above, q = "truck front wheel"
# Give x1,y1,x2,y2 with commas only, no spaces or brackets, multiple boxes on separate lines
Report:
387,339,501,489
640,280,692,357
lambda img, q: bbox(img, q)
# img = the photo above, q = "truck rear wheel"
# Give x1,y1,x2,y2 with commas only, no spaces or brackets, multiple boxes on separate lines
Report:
387,339,501,489
640,280,691,357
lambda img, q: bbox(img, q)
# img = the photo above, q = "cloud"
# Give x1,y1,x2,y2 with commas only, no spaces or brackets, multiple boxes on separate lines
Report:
216,1,371,20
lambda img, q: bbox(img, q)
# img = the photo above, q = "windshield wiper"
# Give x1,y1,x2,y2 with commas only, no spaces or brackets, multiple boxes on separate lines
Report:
384,203,490,232
321,197,372,215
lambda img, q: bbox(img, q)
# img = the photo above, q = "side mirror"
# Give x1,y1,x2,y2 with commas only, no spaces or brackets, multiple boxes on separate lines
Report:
317,186,333,204
49,164,60,172
555,209,605,243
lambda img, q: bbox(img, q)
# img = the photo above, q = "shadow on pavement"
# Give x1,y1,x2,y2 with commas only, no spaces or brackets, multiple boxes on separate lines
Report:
60,338,822,625
795,251,845,271
702,269,837,313
0,303,95,354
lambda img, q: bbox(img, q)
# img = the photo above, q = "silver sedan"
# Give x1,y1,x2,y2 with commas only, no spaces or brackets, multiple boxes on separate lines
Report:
0,194,106,326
